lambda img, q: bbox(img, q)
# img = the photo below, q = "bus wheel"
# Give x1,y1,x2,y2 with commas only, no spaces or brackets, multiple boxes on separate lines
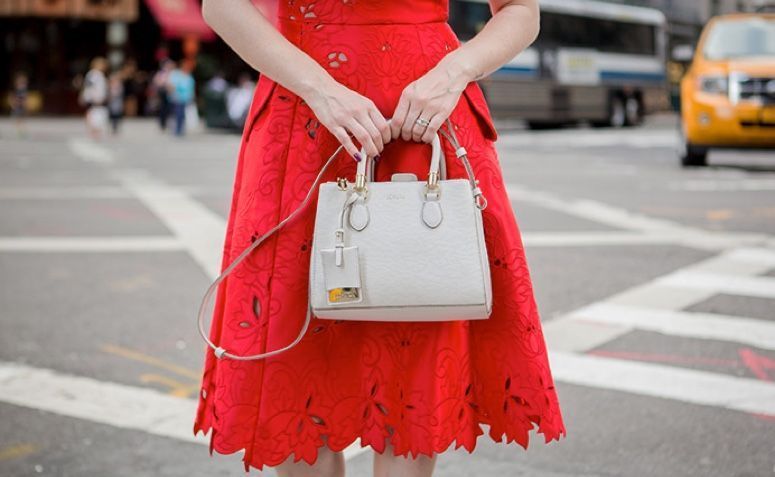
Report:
608,96,627,128
624,96,642,126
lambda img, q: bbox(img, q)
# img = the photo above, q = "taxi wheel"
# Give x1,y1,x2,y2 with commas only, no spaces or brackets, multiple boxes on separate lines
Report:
678,122,708,167
681,144,708,167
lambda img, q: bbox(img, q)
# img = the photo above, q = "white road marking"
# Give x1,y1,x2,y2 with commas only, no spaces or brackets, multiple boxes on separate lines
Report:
498,130,679,149
2,350,772,470
0,359,373,462
549,351,775,417
112,170,225,280
0,360,205,445
521,231,722,247
0,185,227,200
568,303,775,351
545,246,775,353
68,138,115,164
656,271,775,300
671,179,775,192
26,142,775,450
0,237,182,252
0,186,132,199
506,184,772,250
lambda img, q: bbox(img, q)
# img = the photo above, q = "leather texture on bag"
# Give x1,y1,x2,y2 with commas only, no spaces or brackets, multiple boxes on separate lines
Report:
310,178,492,321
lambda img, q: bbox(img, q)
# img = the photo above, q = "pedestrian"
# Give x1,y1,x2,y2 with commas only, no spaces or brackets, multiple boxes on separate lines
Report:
9,72,29,137
120,58,141,117
194,0,566,476
150,58,174,131
107,71,125,135
166,60,196,136
225,72,255,127
80,57,109,139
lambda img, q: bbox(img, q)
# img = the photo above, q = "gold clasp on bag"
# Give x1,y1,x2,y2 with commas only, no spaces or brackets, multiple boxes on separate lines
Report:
354,173,367,192
336,177,349,191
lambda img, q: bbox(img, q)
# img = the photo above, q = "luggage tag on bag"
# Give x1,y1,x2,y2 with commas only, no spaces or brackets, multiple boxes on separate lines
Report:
320,245,363,304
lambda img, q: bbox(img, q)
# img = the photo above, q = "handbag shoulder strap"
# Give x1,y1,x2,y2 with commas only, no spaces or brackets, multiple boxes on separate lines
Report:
196,118,481,361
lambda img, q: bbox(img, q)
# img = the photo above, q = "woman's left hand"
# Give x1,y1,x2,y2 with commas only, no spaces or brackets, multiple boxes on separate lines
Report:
389,63,468,144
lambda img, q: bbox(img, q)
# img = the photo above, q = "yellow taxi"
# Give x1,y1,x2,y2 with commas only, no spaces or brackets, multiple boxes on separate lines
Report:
680,12,775,166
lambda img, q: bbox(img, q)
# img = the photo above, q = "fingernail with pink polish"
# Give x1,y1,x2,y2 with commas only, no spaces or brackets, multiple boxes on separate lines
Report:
354,152,362,162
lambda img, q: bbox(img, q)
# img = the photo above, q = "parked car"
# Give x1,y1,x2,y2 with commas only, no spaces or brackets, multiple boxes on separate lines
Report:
679,12,775,166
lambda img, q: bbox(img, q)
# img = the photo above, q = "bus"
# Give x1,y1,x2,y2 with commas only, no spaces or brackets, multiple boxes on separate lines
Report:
448,0,669,128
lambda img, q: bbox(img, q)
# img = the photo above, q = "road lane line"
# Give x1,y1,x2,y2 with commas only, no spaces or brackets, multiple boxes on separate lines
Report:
568,303,775,351
3,351,773,462
112,170,224,279
497,130,679,149
0,186,131,199
671,179,775,192
0,360,204,445
723,247,775,267
0,360,373,461
99,344,200,380
544,246,775,353
68,138,115,164
521,231,700,247
506,184,771,250
0,186,227,200
0,443,37,462
549,350,775,417
0,237,182,252
656,271,775,300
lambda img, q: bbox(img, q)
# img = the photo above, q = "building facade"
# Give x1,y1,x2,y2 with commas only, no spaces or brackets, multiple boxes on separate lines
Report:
1,0,216,115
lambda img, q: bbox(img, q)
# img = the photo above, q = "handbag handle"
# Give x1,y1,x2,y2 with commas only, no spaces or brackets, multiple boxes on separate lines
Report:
196,118,486,361
354,122,486,210
354,133,442,193
364,133,448,183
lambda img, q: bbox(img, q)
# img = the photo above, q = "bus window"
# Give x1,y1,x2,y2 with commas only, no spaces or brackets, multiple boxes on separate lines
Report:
448,1,491,41
536,12,657,56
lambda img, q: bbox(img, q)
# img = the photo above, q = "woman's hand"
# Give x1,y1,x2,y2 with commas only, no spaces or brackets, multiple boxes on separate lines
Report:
390,60,469,144
390,0,540,144
304,81,392,161
201,0,391,161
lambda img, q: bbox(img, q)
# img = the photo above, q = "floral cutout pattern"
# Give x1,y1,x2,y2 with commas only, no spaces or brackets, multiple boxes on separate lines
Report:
193,0,566,472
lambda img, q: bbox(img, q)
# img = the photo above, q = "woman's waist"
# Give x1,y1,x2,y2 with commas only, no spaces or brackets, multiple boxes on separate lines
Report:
277,2,448,26
276,16,460,53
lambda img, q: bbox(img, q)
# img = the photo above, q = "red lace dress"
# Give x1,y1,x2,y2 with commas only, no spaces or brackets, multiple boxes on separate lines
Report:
193,0,566,471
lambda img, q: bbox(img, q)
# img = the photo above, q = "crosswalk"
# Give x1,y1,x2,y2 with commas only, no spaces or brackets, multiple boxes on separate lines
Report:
0,136,773,467
543,245,775,418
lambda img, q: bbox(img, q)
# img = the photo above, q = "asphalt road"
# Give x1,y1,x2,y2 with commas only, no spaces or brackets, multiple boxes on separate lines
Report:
0,115,773,477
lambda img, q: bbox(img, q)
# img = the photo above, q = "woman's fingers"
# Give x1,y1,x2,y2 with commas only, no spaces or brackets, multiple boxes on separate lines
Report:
331,126,361,161
419,111,445,144
305,83,392,161
390,98,409,141
356,111,385,155
402,100,424,142
369,108,392,148
346,117,379,158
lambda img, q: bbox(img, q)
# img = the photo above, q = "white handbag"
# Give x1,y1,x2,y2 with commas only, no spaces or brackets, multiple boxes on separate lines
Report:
197,118,492,361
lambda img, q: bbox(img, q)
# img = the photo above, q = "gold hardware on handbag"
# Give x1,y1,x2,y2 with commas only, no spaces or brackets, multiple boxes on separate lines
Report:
197,118,490,361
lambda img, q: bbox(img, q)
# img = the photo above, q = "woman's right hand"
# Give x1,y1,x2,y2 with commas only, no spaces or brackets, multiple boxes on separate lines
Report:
303,81,392,161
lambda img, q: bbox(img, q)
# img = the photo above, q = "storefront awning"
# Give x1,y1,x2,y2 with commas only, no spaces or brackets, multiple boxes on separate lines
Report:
144,0,216,41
